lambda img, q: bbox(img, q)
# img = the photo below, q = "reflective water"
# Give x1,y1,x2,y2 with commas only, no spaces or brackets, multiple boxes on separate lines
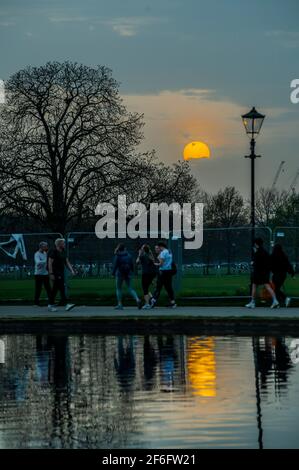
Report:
0,334,298,448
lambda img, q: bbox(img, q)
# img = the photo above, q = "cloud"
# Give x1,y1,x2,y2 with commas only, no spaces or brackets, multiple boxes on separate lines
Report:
265,30,299,48
0,20,16,27
48,15,164,37
123,89,297,194
48,16,89,23
106,17,161,37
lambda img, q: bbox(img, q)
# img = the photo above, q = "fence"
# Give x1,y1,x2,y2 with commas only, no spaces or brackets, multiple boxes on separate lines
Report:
0,227,298,301
0,233,62,280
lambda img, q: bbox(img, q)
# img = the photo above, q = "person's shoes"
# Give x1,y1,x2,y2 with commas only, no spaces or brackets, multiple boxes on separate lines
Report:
270,299,280,309
245,300,255,309
142,304,151,310
137,299,142,310
65,303,76,312
114,305,124,310
48,305,58,312
169,303,177,309
285,297,291,308
34,303,40,307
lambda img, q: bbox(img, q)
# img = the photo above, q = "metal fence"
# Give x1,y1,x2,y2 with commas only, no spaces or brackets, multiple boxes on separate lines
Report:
0,227,297,300
0,233,62,280
182,227,273,277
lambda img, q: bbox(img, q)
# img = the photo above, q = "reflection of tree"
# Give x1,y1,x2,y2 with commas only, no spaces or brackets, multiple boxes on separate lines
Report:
0,333,189,448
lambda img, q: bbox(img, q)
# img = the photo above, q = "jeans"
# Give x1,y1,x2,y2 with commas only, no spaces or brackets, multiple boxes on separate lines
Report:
116,276,139,304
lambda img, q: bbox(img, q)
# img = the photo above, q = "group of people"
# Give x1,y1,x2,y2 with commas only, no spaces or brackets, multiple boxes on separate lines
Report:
34,236,295,311
34,238,76,312
34,239,177,311
112,241,177,310
246,238,295,309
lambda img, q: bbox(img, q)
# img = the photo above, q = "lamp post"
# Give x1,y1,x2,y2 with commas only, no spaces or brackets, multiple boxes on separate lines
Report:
241,107,265,254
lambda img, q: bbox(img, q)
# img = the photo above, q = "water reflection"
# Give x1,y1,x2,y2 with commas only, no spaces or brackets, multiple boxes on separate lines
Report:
0,333,298,448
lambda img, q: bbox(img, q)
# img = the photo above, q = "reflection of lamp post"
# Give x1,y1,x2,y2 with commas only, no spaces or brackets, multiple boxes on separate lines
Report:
241,107,265,254
252,337,264,449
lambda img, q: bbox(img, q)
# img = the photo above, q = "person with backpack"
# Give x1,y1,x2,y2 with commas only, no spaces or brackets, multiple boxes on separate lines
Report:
270,244,295,307
136,244,158,310
112,243,142,310
150,241,177,309
245,237,279,309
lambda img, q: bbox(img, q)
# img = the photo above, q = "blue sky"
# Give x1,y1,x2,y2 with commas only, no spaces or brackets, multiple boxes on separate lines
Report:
1,0,299,195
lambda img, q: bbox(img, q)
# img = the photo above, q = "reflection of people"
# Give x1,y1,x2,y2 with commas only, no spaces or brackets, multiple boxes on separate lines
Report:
114,336,136,390
48,238,76,312
246,238,279,309
34,242,51,306
143,336,157,389
158,336,177,390
136,245,157,310
270,244,295,307
254,336,293,392
35,336,51,384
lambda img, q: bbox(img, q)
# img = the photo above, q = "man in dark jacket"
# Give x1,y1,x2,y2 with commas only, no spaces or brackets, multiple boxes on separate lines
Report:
270,244,295,307
245,238,279,309
112,244,141,310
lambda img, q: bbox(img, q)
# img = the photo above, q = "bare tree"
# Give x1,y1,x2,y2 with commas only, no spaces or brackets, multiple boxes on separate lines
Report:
204,186,248,227
255,188,290,227
0,62,157,233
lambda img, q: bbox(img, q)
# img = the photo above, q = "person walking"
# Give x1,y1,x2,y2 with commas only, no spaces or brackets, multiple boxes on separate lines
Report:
270,244,295,307
48,238,76,312
34,241,51,306
150,241,177,309
112,243,142,310
245,238,279,309
136,244,157,310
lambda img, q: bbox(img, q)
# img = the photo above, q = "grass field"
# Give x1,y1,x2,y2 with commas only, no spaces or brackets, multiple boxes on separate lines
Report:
0,274,298,305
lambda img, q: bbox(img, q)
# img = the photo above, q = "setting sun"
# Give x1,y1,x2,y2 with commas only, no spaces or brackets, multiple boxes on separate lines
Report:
183,141,210,161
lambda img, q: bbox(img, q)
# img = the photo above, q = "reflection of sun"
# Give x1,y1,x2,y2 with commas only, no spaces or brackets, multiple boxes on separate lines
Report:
187,337,216,397
183,141,210,161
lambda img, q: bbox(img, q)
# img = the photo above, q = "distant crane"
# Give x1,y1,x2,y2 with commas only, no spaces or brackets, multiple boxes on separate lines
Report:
271,161,285,189
290,169,299,193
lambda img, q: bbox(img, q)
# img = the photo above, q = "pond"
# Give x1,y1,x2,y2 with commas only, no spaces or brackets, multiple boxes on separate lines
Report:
0,334,298,449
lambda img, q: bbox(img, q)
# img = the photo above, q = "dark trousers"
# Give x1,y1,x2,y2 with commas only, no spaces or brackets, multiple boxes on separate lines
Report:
153,270,175,302
272,272,287,302
142,273,157,295
34,275,51,305
50,274,67,305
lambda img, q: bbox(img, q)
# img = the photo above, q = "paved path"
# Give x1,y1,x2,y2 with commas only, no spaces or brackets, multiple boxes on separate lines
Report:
0,305,298,320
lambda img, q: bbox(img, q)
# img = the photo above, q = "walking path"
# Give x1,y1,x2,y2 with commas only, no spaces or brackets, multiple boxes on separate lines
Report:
0,304,298,320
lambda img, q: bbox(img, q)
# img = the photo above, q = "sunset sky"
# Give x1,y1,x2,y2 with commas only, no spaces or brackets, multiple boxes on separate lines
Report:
1,0,298,196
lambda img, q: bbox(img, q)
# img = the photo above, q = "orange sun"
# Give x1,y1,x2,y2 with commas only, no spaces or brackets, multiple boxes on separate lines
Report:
183,141,210,161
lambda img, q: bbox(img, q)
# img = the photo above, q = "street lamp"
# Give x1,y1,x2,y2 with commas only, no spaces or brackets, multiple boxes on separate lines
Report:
241,106,265,251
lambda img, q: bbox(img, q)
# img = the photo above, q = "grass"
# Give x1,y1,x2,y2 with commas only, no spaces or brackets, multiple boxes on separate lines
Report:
0,274,298,305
